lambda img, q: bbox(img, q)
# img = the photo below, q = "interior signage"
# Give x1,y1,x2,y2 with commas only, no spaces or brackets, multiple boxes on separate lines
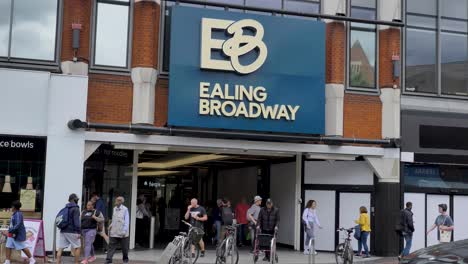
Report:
168,6,325,134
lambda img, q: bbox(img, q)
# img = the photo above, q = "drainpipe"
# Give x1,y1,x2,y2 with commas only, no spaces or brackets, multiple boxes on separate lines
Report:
68,119,399,147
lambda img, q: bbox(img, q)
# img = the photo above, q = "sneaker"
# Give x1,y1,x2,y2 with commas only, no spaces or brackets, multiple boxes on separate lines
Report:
88,256,96,263
4,260,11,264
362,255,370,258
200,251,205,257
80,260,88,264
303,249,310,255
29,259,36,264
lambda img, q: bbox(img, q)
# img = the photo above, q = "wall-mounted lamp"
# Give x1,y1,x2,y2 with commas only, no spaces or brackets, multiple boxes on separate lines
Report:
2,175,12,193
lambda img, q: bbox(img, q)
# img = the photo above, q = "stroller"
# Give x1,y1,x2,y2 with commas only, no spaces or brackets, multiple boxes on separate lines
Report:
252,227,279,264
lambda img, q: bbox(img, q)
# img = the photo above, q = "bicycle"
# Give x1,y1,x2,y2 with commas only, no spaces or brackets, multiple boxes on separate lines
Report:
161,220,204,264
215,225,239,264
335,227,354,264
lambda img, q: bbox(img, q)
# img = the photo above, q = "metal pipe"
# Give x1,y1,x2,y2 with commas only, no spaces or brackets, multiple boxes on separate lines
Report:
166,0,405,27
68,119,399,147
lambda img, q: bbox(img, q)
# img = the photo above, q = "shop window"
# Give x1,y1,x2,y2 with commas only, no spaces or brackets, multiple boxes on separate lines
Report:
160,0,321,74
0,136,46,219
91,0,132,71
406,0,468,97
405,164,468,190
0,0,59,64
348,0,377,91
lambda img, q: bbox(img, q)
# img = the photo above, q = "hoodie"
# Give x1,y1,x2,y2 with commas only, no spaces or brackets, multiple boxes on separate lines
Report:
61,202,81,234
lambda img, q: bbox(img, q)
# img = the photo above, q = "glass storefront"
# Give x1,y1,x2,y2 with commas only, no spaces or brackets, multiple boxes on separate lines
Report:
0,135,46,222
404,164,468,189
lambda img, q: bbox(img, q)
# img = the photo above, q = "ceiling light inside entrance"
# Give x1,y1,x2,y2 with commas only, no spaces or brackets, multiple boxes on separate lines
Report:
138,154,230,169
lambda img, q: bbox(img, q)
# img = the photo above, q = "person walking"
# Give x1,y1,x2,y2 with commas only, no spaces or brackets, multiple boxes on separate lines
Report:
399,202,415,259
302,200,323,255
136,198,151,247
2,201,35,264
212,199,223,245
221,199,235,240
257,199,280,262
355,206,371,258
427,203,454,243
91,193,109,245
247,196,262,252
106,196,130,264
81,201,104,264
185,198,207,258
235,197,249,247
57,193,81,264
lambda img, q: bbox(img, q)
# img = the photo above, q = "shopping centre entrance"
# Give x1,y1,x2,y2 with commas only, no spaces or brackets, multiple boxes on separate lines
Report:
82,144,296,249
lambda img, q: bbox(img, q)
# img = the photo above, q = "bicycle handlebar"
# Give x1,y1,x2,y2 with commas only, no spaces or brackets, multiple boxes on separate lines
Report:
182,220,192,227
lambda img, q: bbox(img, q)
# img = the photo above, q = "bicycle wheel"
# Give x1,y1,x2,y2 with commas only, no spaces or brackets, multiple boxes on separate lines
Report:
270,237,277,264
226,238,239,264
216,239,227,264
335,243,345,264
183,240,200,264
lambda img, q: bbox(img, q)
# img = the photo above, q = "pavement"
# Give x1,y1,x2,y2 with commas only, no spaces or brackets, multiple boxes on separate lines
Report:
54,249,399,264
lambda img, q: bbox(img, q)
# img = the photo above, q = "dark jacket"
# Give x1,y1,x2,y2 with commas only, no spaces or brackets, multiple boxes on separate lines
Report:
8,211,26,242
95,198,107,219
400,208,415,234
258,207,280,232
61,202,81,234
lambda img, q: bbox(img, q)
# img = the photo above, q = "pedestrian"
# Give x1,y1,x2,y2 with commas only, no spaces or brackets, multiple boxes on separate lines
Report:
355,206,371,258
221,199,235,240
106,196,130,264
247,195,262,252
302,200,323,255
399,202,415,259
427,203,454,243
90,193,109,245
212,199,223,245
2,200,35,264
57,193,81,264
136,198,151,247
235,197,250,247
81,201,104,264
257,199,280,262
184,198,207,258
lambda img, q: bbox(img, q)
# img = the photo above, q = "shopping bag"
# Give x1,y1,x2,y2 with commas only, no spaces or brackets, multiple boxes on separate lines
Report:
439,230,452,243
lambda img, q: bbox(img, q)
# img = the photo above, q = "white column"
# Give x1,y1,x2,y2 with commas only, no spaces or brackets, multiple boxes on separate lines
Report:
325,84,344,136
365,148,400,183
380,88,400,139
131,67,158,124
43,74,88,251
294,154,302,250
129,151,139,249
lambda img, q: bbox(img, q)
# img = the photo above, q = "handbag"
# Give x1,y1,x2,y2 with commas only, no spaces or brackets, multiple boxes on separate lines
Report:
354,225,361,240
439,216,452,243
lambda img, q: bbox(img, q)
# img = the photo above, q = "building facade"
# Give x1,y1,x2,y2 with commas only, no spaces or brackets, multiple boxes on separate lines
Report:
0,0,436,257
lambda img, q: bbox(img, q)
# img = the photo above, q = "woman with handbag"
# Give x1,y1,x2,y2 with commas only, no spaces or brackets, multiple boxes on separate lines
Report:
355,206,371,258
81,201,105,264
302,200,322,255
427,203,454,243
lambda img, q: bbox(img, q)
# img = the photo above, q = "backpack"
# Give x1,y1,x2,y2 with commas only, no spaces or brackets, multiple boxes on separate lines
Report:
222,207,234,225
55,206,70,230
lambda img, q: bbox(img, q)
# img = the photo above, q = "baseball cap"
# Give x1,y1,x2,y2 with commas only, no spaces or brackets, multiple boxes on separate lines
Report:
266,198,273,205
254,195,262,202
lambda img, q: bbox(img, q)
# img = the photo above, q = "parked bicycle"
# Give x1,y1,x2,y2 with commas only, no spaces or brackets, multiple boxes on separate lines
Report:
215,224,239,264
160,220,205,264
335,227,354,264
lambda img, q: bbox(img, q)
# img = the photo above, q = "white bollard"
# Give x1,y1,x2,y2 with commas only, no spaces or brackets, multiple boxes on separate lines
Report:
150,216,155,249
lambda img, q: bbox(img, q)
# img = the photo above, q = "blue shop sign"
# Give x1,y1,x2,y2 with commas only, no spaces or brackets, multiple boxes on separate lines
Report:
168,6,325,134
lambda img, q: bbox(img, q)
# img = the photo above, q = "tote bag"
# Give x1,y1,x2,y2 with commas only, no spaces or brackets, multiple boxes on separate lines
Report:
439,216,452,243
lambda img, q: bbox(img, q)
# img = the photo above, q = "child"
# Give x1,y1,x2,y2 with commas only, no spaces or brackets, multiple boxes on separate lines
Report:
2,200,35,264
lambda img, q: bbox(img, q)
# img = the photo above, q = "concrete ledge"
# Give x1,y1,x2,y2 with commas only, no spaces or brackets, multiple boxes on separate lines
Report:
131,67,158,124
325,83,344,136
61,61,88,76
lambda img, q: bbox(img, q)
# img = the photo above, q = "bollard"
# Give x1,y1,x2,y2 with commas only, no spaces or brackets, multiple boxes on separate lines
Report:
48,226,57,263
150,216,155,249
312,239,315,264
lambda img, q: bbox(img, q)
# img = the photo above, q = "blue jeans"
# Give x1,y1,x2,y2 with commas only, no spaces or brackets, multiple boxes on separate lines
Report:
215,220,222,243
401,233,413,257
358,231,369,256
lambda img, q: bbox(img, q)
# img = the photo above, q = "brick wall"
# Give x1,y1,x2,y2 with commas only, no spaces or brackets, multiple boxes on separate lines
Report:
132,1,160,68
343,94,382,139
87,74,133,124
379,28,401,88
326,22,345,84
61,0,92,62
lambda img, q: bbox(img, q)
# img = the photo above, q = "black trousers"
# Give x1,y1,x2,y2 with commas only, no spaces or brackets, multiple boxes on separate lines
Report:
106,236,129,263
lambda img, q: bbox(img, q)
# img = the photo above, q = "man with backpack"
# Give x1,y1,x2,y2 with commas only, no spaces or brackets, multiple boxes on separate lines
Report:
56,193,81,264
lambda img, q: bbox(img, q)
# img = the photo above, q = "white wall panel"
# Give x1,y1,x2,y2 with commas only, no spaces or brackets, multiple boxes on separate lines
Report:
270,162,296,246
305,161,373,185
454,196,468,241
304,190,336,251
404,193,425,252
